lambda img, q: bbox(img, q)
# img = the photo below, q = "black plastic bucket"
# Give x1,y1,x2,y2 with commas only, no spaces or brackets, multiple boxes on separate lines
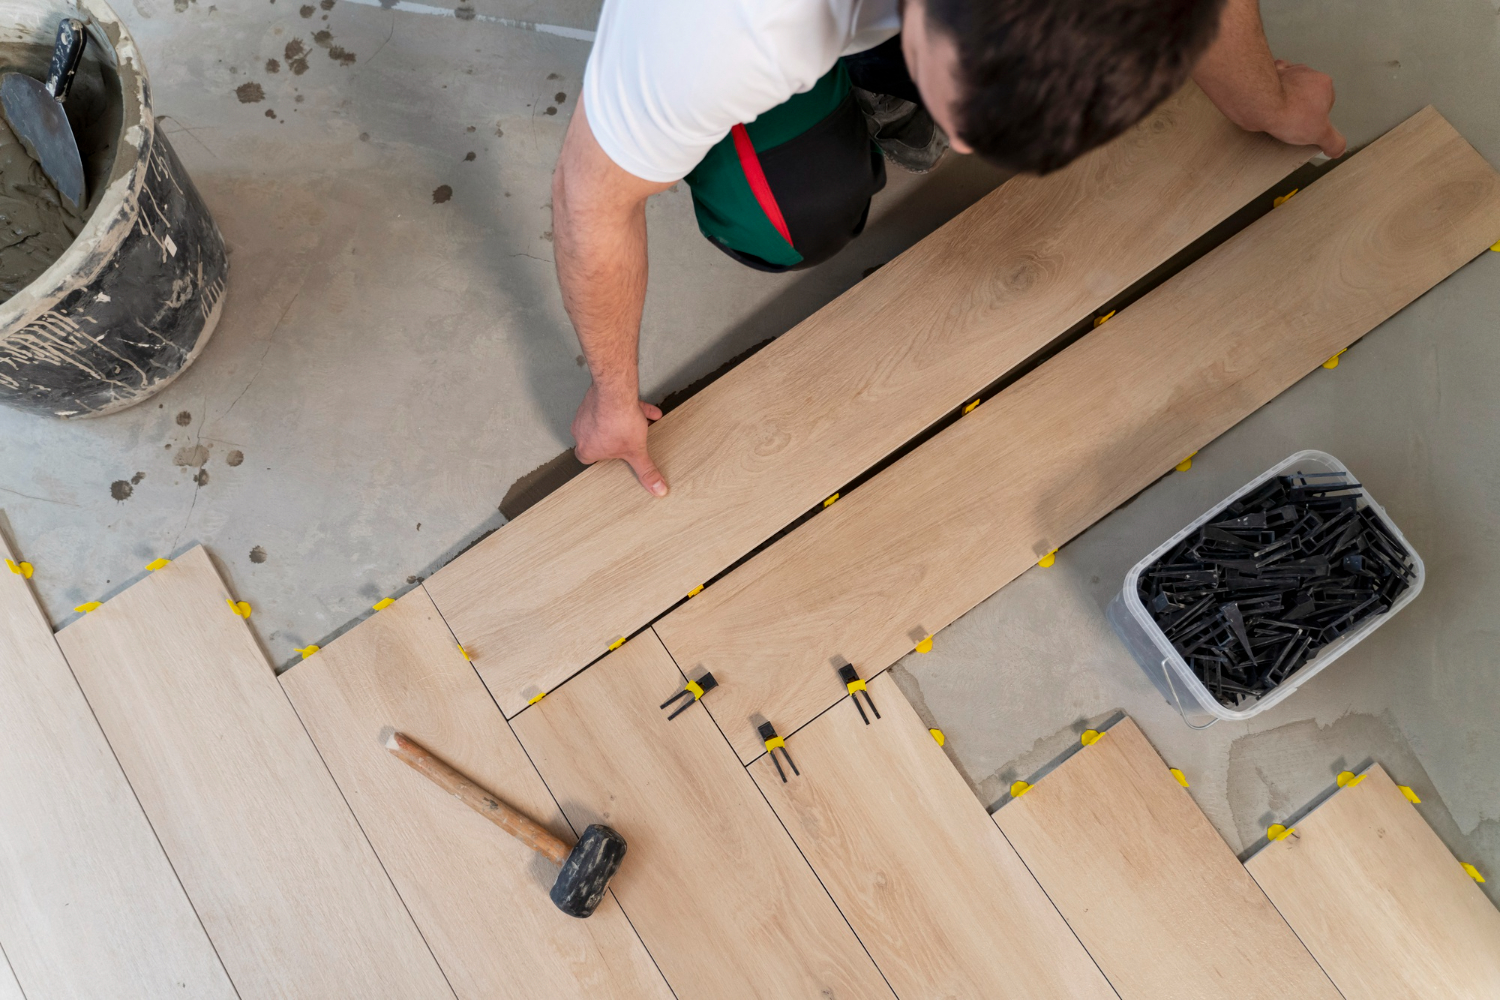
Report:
0,0,227,418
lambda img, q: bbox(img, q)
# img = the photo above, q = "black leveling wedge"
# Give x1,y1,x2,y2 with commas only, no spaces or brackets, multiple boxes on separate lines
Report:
384,729,626,918
838,664,881,724
758,721,800,783
659,671,718,720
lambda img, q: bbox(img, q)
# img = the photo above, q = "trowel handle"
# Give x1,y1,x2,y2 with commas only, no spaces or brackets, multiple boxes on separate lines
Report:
44,18,86,103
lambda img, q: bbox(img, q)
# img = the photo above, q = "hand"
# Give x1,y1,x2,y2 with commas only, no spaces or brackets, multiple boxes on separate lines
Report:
1267,60,1346,158
571,383,669,497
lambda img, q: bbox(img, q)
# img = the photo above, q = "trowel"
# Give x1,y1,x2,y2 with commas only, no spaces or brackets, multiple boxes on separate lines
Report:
0,18,87,210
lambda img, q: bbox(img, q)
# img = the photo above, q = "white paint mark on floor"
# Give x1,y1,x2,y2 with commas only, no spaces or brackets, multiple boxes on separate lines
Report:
339,0,597,42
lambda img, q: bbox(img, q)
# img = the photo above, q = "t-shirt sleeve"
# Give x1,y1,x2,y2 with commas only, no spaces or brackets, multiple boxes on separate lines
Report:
582,0,846,183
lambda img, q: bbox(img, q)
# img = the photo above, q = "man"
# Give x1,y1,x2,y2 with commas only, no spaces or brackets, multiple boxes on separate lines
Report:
553,0,1345,497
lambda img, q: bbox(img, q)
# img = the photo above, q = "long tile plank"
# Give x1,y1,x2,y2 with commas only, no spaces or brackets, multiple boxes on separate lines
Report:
426,83,1313,716
994,718,1340,999
510,628,893,1000
750,671,1115,1000
0,951,22,1000
280,588,674,1000
657,105,1500,763
0,533,236,1000
55,546,454,1000
1246,764,1500,996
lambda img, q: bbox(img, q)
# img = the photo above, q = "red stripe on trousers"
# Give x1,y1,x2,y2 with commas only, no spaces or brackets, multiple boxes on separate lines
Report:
730,123,793,247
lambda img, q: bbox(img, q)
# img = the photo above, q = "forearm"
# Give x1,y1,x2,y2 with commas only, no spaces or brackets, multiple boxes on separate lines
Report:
1192,0,1284,132
553,167,650,406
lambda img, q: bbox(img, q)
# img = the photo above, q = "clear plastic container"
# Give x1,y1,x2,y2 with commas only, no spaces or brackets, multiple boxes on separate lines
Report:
1106,450,1424,727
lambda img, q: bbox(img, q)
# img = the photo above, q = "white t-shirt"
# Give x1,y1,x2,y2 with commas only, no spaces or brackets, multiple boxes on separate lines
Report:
583,0,902,184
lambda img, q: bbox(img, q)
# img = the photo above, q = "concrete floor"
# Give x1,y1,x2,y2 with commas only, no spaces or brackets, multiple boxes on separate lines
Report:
1,0,1497,902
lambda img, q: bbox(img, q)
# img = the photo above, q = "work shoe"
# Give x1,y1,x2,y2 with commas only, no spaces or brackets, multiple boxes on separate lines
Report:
854,87,949,173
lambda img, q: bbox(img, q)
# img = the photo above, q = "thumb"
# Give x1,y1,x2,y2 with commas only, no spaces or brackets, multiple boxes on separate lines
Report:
640,401,663,421
626,448,669,497
1320,123,1347,159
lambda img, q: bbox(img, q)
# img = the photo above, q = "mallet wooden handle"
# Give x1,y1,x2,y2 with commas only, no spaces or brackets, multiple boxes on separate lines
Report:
385,730,571,866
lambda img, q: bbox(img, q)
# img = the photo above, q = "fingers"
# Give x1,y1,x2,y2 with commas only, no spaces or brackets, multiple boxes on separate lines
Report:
1320,123,1348,159
626,448,669,497
639,401,663,421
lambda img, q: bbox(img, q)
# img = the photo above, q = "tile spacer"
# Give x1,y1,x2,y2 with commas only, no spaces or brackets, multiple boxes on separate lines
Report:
5,558,32,579
1170,768,1190,788
1080,729,1104,746
1399,785,1422,804
1336,770,1366,789
1038,548,1058,568
914,634,933,654
74,601,101,613
295,645,319,659
607,636,626,652
1267,823,1296,842
1093,310,1116,328
1462,862,1486,883
1322,348,1348,370
1273,188,1299,208
226,599,252,619
823,493,840,508
1010,780,1032,798
686,584,704,598
372,597,395,611
145,558,171,571
1175,451,1198,472
963,397,982,414
929,728,945,746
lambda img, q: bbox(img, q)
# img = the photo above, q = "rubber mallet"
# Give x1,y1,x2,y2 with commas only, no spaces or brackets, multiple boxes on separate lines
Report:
383,729,626,917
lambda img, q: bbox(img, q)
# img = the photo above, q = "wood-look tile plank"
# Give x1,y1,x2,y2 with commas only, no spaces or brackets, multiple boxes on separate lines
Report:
1247,764,1500,997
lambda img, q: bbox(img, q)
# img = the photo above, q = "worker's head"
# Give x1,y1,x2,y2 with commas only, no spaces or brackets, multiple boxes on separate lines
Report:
903,0,1227,173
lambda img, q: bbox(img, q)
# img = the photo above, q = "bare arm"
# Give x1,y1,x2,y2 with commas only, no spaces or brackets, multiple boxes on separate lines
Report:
1193,0,1346,157
552,97,675,496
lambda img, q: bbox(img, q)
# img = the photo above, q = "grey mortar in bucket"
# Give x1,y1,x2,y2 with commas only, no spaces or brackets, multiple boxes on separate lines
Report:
0,0,227,417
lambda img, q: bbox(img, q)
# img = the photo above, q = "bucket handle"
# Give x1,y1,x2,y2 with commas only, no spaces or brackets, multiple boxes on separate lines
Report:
1161,658,1217,730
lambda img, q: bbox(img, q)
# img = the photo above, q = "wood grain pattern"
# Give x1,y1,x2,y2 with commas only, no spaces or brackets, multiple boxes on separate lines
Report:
509,629,893,1000
427,84,1313,716
658,106,1500,763
1246,764,1500,997
0,951,22,1000
749,672,1115,1000
0,533,235,1000
54,546,454,1000
994,718,1340,999
280,588,674,1000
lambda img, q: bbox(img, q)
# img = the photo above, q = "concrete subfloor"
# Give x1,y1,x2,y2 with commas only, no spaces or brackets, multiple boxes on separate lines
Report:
1,0,1497,902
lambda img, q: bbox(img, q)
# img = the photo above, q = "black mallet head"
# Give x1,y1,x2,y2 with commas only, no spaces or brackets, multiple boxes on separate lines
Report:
550,824,628,918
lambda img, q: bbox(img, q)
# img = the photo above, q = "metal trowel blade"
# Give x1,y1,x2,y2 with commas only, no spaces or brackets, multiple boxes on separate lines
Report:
0,72,84,211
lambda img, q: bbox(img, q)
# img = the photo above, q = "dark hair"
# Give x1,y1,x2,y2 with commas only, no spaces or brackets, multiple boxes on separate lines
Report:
927,0,1227,173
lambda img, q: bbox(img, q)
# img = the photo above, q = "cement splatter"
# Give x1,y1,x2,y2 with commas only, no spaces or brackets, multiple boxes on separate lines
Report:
555,91,567,103
110,480,133,501
235,82,265,104
328,46,356,66
130,471,145,485
175,410,192,425
320,0,335,7
299,4,314,16
174,0,194,10
455,4,476,20
432,184,452,204
192,469,210,486
494,126,504,137
464,151,475,161
265,109,277,119
266,58,280,73
174,444,210,467
285,39,310,74
226,449,245,467
249,545,267,563
313,29,332,45
544,106,557,116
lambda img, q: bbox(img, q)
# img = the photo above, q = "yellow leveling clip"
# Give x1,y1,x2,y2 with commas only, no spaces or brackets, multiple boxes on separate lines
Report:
1273,188,1299,208
1323,349,1347,370
1038,549,1058,568
1491,241,1500,252
145,558,171,571
845,678,867,694
1170,768,1190,788
914,634,933,654
1080,729,1103,746
607,636,626,652
5,558,32,579
74,601,101,613
1010,780,1032,798
929,728,945,746
686,584,704,598
1462,862,1486,883
764,735,786,751
527,691,548,705
1399,785,1422,804
372,598,394,611
1336,770,1366,789
1176,451,1198,473
295,645,320,659
684,679,706,700
963,397,982,414
758,721,800,782
457,643,470,661
1267,823,1296,842
227,599,252,619
1093,310,1116,328
823,493,840,508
